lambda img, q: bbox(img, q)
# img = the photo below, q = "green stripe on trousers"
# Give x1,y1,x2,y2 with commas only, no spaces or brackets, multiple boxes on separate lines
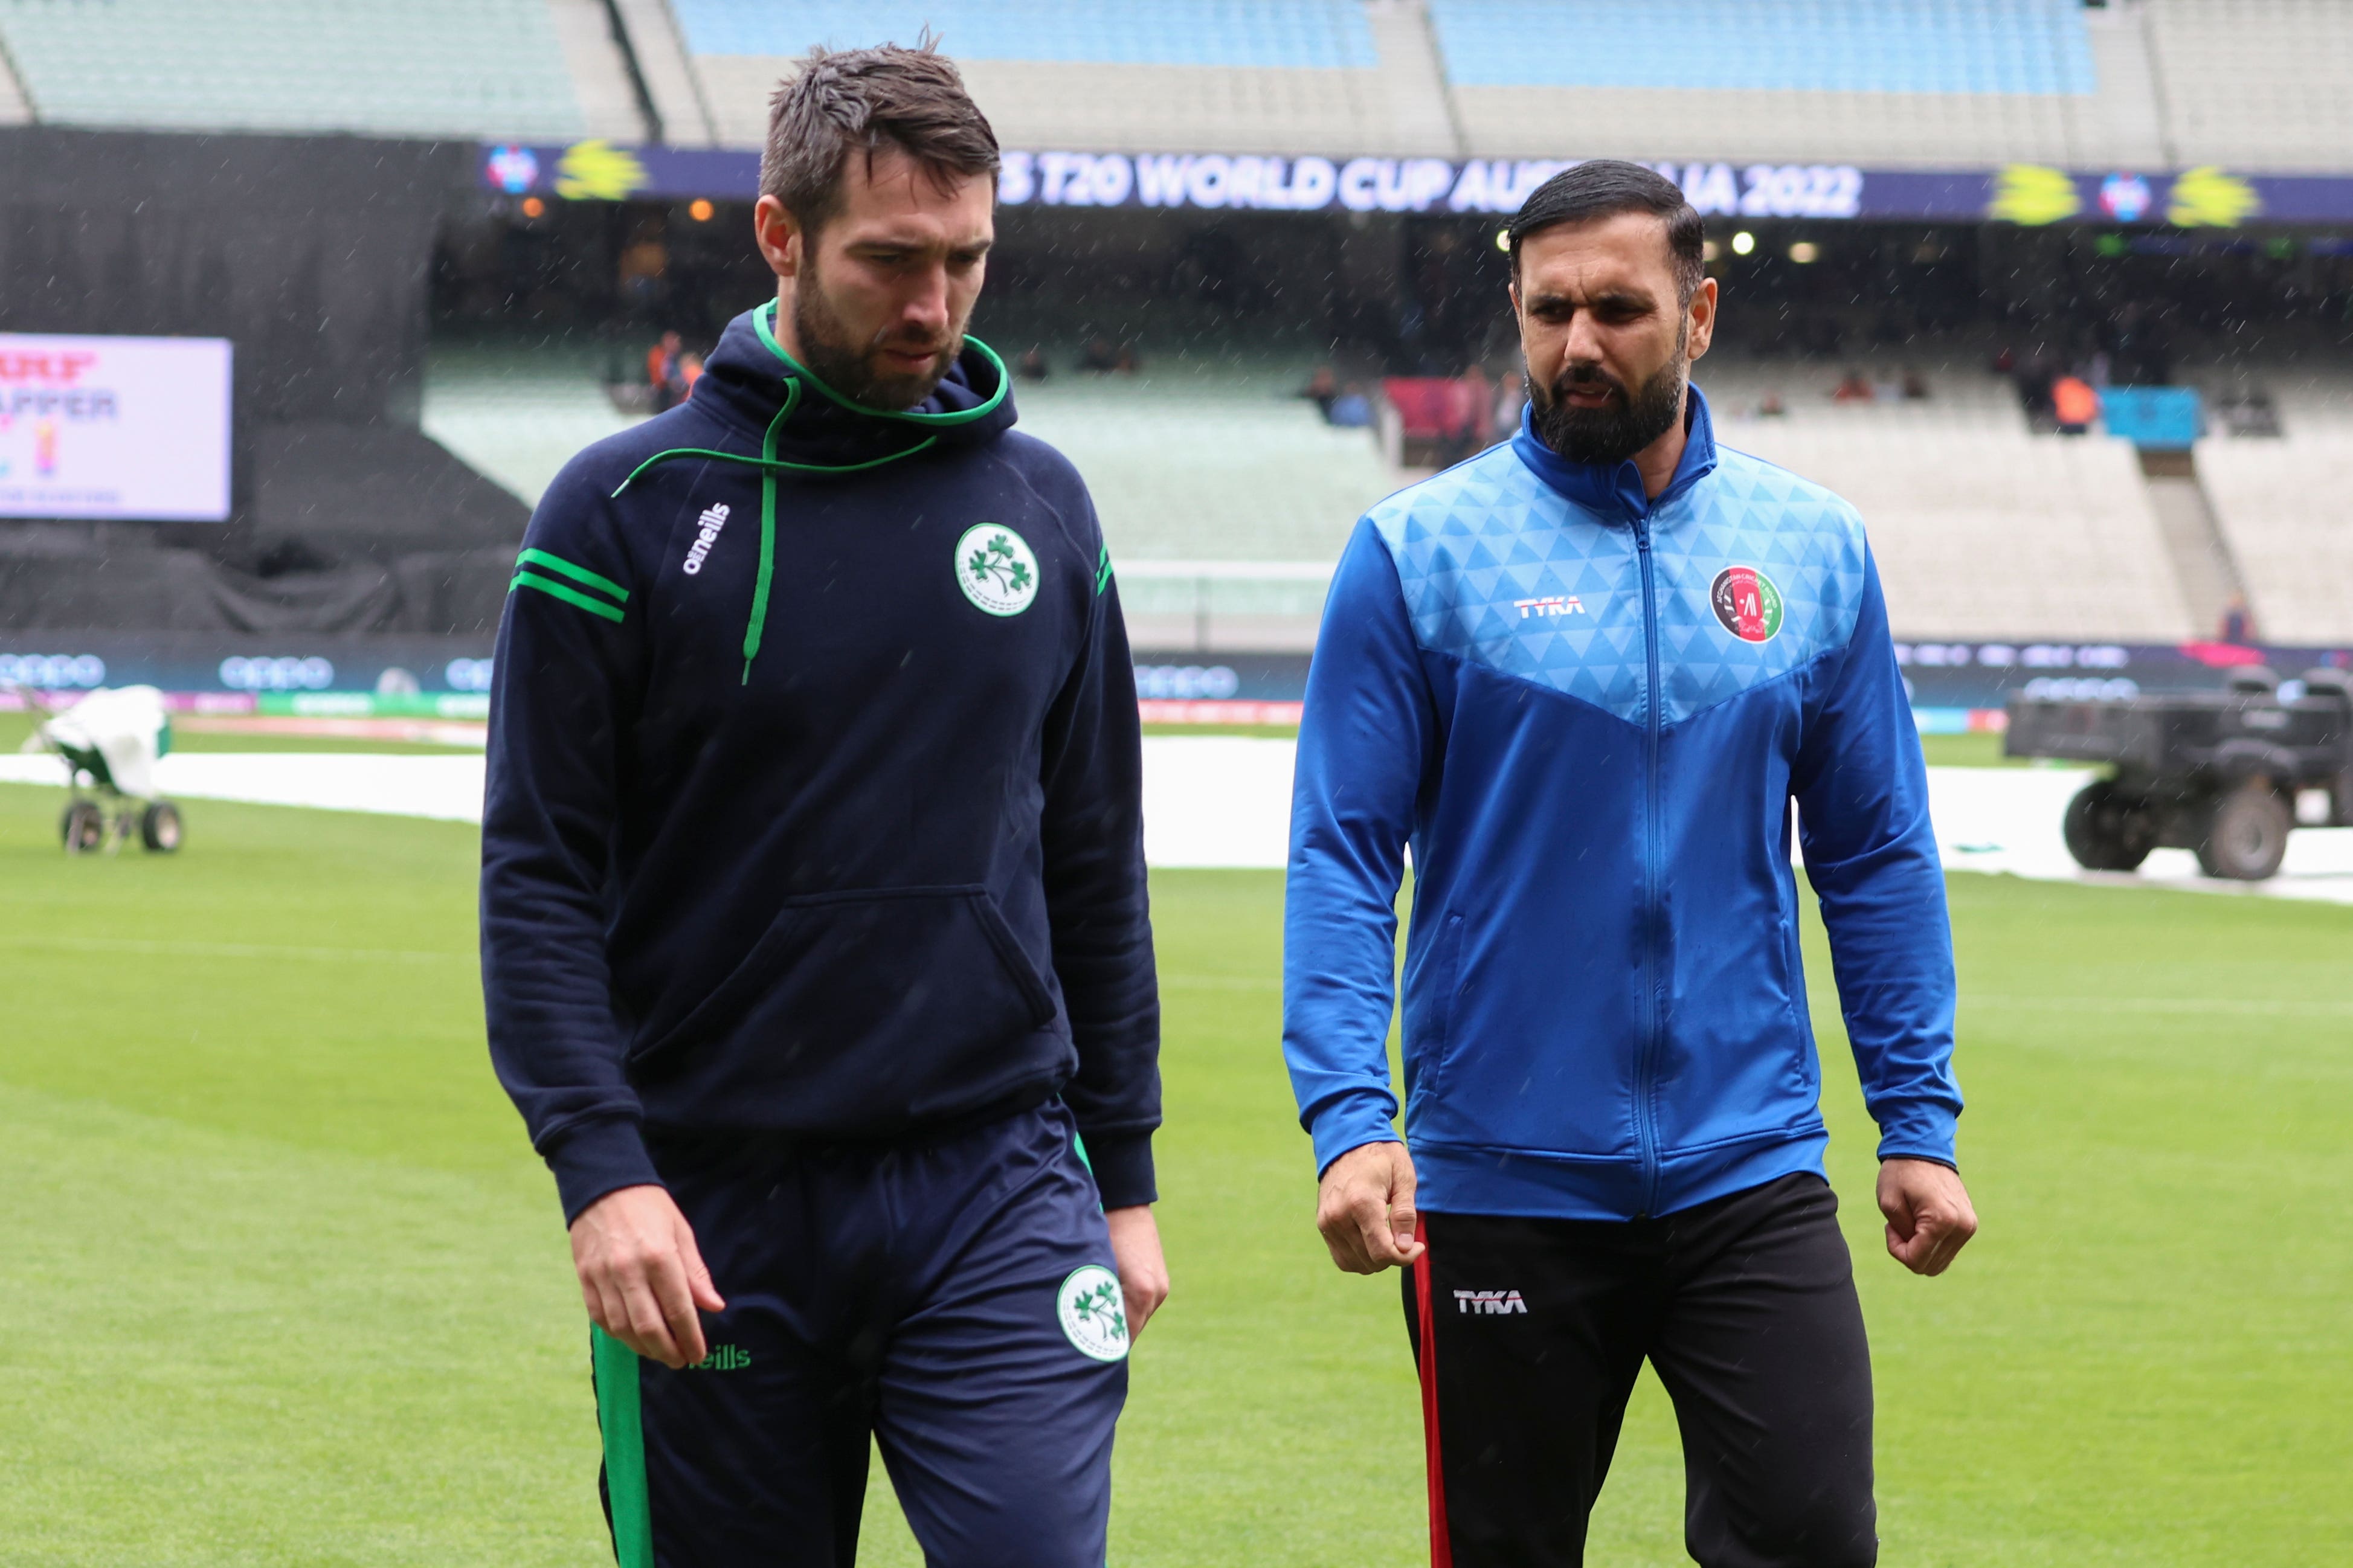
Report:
592,1326,655,1568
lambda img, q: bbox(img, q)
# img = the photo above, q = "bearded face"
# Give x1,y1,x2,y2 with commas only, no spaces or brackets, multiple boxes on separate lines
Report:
790,248,964,410
1527,318,1690,467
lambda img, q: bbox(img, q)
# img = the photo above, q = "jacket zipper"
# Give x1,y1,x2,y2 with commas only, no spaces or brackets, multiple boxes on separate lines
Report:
1632,513,1664,1215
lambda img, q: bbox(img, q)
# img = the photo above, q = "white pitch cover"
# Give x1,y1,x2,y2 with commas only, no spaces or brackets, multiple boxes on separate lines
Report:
0,332,233,521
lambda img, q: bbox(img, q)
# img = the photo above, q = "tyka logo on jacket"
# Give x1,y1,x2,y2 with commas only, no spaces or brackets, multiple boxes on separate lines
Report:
954,523,1040,617
1455,1289,1528,1314
681,503,731,574
1513,595,1586,619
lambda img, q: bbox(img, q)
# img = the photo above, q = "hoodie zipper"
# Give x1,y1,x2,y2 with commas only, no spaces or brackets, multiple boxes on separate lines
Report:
1632,512,1664,1215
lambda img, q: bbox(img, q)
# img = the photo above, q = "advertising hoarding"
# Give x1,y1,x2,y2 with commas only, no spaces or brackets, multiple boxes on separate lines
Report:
0,332,233,522
481,140,2352,226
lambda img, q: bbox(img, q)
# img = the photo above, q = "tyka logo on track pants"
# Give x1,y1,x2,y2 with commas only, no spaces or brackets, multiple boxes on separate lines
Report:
1454,1289,1527,1314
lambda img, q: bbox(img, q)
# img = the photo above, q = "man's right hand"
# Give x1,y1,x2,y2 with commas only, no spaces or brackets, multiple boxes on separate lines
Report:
1315,1140,1426,1274
570,1184,727,1369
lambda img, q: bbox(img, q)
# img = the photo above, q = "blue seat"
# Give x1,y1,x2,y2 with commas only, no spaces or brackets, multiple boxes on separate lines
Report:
1425,0,2096,94
672,0,1379,69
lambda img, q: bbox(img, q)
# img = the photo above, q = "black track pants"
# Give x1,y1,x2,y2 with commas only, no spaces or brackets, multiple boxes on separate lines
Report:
1404,1173,1876,1568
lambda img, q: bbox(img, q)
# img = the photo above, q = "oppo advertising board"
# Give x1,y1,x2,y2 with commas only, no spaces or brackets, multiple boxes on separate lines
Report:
0,333,233,522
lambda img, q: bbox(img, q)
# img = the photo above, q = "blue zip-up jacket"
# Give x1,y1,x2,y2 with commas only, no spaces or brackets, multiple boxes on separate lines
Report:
1283,387,1960,1220
481,305,1159,1223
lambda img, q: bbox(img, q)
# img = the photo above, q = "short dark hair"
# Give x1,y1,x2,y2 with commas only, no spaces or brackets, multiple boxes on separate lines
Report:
1507,160,1705,305
761,39,1000,237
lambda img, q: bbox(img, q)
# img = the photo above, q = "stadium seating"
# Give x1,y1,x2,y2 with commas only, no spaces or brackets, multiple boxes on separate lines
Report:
674,1,1379,69
1696,358,2032,435
2143,0,2353,175
419,340,652,511
1718,416,2198,642
8,0,2351,174
0,0,605,140
671,0,1455,155
1428,1,2097,94
1017,355,1392,646
1433,0,2172,167
2195,437,2353,647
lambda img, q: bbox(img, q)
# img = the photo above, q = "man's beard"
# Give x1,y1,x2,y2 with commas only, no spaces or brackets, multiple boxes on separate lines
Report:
1528,329,1688,466
790,267,961,410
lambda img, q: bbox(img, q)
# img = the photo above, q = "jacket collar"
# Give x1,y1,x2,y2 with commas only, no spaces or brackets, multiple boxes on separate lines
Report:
1510,382,1718,523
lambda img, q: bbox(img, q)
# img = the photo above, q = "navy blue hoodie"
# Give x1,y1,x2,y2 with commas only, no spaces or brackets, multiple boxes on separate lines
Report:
481,304,1159,1221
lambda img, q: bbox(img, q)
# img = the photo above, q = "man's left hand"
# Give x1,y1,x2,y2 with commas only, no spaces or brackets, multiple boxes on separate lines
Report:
1105,1204,1169,1341
1877,1158,1978,1276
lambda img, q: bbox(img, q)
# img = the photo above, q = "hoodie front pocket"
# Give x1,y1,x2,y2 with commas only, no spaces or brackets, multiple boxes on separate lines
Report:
632,884,1059,1111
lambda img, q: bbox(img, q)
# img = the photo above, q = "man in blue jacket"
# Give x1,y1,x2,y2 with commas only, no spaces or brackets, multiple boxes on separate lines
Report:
1284,162,1977,1567
481,43,1165,1567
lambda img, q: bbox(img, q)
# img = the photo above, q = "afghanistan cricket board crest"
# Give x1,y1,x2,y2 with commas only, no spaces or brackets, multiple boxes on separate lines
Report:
1710,565,1784,644
1057,1265,1130,1362
956,523,1039,617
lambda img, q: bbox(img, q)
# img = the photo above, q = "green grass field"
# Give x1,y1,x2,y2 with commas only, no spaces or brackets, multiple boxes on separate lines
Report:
2,770,2349,1566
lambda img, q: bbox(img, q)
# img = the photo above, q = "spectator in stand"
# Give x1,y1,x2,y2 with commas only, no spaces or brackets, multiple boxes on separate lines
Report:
1299,364,1340,419
1756,389,1788,418
1017,345,1051,382
646,330,686,413
1832,368,1873,403
1080,336,1118,373
1443,364,1495,465
2014,353,2056,423
677,352,704,397
1327,382,1373,428
1901,368,1931,401
1114,342,1141,374
2220,591,2255,645
2052,373,2099,435
646,330,681,391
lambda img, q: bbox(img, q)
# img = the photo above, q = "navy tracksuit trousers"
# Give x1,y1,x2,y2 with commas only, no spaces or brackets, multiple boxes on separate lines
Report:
590,1102,1128,1567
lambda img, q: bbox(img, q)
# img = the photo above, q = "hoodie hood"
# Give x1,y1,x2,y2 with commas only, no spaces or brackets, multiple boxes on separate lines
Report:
1510,381,1719,522
690,301,1017,468
611,303,1019,685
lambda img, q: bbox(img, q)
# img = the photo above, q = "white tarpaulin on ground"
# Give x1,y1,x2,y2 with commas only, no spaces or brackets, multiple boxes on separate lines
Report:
0,751,487,823
2,741,2349,903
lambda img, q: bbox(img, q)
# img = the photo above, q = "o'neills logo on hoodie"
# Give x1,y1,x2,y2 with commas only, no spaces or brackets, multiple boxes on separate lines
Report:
682,503,730,574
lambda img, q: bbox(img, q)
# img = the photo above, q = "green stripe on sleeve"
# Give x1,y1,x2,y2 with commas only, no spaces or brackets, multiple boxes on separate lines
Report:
511,571,626,623
592,1326,656,1568
1095,544,1113,596
516,548,629,603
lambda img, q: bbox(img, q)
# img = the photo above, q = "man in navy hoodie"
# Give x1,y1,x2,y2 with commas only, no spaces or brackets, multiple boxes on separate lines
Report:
481,43,1164,1567
1285,162,1978,1565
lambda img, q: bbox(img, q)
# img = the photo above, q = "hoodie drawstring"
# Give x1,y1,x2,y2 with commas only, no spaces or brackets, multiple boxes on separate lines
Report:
606,309,1009,684
608,381,939,682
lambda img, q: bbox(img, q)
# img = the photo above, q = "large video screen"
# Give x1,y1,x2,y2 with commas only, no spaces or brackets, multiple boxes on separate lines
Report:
0,332,233,522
